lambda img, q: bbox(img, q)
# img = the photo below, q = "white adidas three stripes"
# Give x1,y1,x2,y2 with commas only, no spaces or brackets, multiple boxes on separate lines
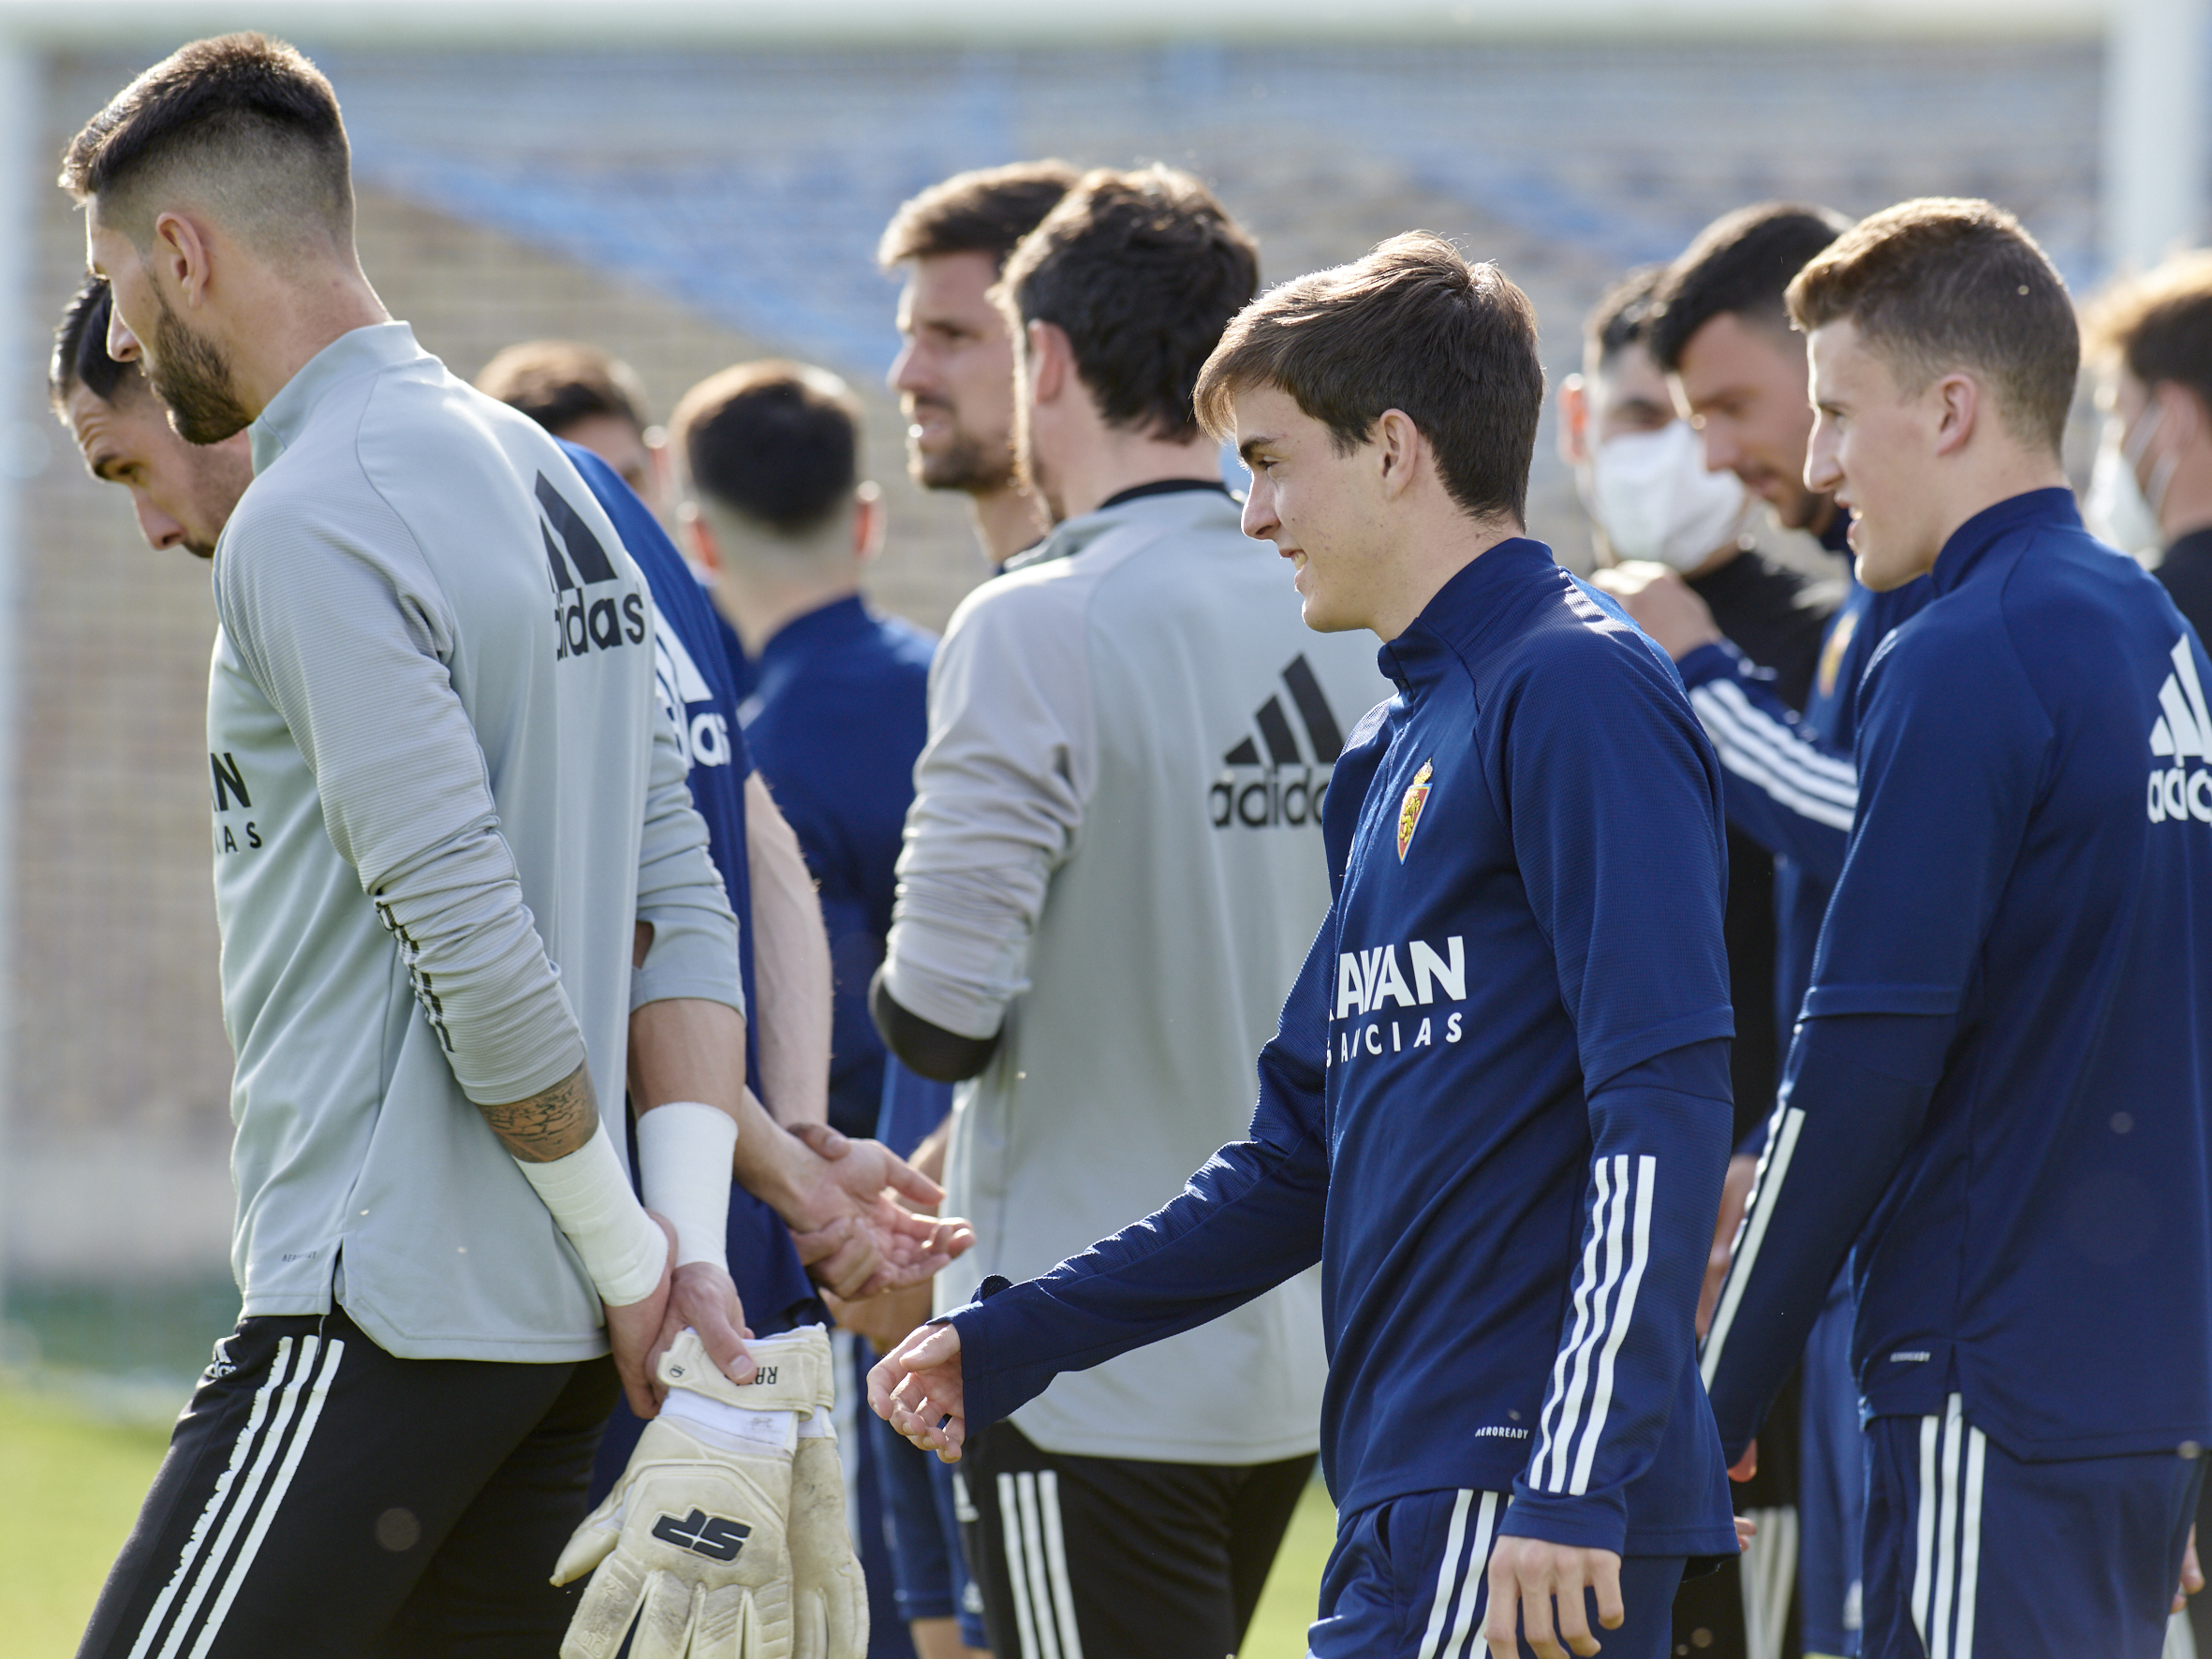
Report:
1532,1153,1659,1495
1413,1490,1504,1659
996,1470,1084,1659
1912,1393,1988,1659
1688,678,1859,833
125,1334,346,1659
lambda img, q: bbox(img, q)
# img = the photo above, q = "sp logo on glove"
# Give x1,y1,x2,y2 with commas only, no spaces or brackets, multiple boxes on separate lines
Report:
651,1508,753,1563
553,1326,857,1659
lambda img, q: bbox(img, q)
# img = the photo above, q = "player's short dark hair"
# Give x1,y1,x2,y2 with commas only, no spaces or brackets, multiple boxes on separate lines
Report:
2082,253,2212,414
877,160,1080,272
1645,202,1851,372
998,166,1259,445
673,360,862,537
61,33,352,249
1195,232,1544,526
51,278,136,412
476,341,654,438
1789,197,2077,457
1585,266,1664,369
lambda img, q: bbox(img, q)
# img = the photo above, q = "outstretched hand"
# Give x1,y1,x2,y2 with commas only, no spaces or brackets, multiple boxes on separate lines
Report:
868,1323,968,1461
785,1123,975,1299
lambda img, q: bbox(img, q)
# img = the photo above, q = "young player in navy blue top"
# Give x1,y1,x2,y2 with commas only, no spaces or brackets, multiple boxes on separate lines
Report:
1700,199,2212,1659
870,235,1745,1659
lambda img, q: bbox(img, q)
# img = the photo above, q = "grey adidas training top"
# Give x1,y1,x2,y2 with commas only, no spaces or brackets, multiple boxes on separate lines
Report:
885,486,1393,1461
209,324,740,1363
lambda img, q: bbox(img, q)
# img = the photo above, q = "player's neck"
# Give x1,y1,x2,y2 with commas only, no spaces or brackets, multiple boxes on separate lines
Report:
969,481,1048,565
229,260,392,423
711,562,862,657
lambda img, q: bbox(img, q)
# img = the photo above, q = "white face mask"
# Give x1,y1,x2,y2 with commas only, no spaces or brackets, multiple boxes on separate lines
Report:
1587,420,1750,572
2085,404,2171,558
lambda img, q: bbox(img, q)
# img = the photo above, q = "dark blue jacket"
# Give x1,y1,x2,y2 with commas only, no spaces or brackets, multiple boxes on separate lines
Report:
557,441,818,1334
738,595,936,1138
1702,490,2212,1462
947,541,1739,1556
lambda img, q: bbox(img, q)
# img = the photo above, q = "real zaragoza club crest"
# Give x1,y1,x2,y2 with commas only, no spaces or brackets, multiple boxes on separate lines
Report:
1397,759,1433,861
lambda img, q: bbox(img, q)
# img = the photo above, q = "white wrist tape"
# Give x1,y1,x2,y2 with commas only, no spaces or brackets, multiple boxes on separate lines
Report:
513,1122,666,1307
635,1100,737,1270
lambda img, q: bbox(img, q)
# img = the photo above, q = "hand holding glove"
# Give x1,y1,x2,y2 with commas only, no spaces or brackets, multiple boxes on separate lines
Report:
554,1326,853,1659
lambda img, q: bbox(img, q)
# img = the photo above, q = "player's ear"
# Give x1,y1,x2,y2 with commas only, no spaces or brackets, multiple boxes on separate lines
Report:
682,501,723,578
1026,319,1072,409
1375,408,1422,500
1557,374,1589,467
853,481,886,563
1932,372,1978,459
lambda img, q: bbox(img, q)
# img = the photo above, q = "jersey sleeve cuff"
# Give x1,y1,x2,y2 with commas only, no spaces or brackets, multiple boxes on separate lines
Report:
629,910,744,1016
1674,639,1743,691
1497,1488,1629,1555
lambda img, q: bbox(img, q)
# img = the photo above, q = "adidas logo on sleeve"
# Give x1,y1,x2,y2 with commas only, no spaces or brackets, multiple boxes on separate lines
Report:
2147,635,2212,825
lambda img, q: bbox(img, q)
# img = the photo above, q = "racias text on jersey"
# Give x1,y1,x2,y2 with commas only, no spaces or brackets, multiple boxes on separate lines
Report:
538,473,647,663
1328,933,1468,1066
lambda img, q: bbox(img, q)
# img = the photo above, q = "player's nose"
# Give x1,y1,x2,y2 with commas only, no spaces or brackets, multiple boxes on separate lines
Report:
134,493,185,551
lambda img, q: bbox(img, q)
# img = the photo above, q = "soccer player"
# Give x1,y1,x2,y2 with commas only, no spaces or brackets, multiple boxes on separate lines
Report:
2081,254,2212,644
880,161,1075,566
1698,198,2212,1659
870,168,1390,1659
673,358,947,1657
478,336,670,514
1565,267,1837,1659
62,37,948,1655
49,279,251,559
1601,204,1926,1659
874,232,1745,1659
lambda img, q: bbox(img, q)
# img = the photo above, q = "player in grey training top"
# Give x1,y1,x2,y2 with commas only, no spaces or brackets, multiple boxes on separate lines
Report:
66,37,921,1658
874,168,1392,1659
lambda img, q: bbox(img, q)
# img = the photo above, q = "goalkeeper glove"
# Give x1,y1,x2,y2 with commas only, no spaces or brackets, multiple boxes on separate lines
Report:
553,1326,833,1659
789,1415,866,1659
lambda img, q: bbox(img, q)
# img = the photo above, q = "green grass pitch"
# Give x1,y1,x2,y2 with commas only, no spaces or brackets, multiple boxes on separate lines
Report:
0,1386,1334,1658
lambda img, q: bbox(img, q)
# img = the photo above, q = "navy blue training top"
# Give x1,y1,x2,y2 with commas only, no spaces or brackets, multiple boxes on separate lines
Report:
557,440,819,1335
1678,568,1932,1049
949,540,1739,1556
739,594,936,1139
1702,489,2212,1462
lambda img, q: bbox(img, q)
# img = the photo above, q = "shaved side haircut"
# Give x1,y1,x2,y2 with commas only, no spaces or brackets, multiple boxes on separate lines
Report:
1195,231,1544,526
2083,252,2212,413
1645,201,1851,373
476,341,655,438
51,277,134,411
675,360,862,538
1788,197,2077,457
61,32,352,256
998,166,1259,444
877,160,1080,272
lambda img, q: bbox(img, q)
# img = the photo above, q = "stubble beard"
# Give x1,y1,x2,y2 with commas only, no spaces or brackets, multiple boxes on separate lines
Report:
911,423,1014,496
147,288,255,447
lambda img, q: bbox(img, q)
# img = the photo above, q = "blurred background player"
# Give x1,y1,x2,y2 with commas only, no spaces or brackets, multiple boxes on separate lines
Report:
1596,201,1932,1659
476,335,671,516
881,161,1075,568
871,166,1389,1659
2083,253,2212,650
864,158,1082,1659
1700,197,2212,1659
674,357,945,1659
1565,265,1840,1659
